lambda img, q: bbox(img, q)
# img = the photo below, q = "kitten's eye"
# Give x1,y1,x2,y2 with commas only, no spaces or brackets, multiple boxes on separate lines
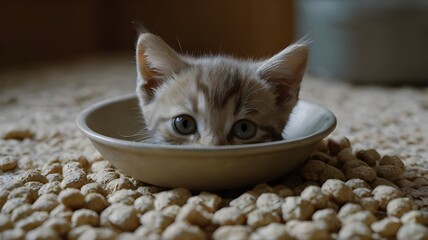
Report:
233,120,257,140
173,115,197,135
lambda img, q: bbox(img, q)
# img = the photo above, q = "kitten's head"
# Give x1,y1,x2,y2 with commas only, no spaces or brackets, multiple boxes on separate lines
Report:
136,33,308,146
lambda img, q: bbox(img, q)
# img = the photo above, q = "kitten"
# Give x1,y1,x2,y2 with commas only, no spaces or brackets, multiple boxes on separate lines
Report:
135,33,308,146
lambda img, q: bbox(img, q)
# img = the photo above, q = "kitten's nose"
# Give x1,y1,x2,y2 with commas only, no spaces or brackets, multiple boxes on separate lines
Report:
199,135,227,146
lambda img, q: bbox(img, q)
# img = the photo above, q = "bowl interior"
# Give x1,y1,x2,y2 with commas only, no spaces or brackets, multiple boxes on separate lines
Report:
82,95,336,149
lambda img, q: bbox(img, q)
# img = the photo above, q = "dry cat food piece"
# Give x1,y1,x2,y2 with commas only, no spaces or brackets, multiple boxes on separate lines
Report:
50,204,73,221
229,192,257,214
108,189,140,205
301,160,346,183
58,188,84,210
353,187,372,198
372,185,404,209
256,193,284,214
3,129,34,140
41,162,62,176
359,197,379,213
0,189,10,209
213,225,252,240
11,204,34,222
396,223,428,240
38,181,62,195
162,205,182,219
134,226,162,239
134,195,154,214
337,148,357,164
20,170,48,184
78,227,118,240
8,186,38,203
0,155,18,171
380,155,405,170
338,222,372,240
250,223,291,240
105,177,135,195
2,197,29,215
273,185,294,198
337,203,363,219
187,192,222,213
311,151,338,166
387,198,413,217
80,182,107,196
247,209,281,228
140,210,174,230
0,213,13,231
15,211,49,231
100,203,140,232
154,188,191,210
401,210,428,225
371,217,401,238
26,226,60,240
213,207,246,225
377,165,404,181
343,162,377,182
356,149,381,167
42,217,71,237
176,203,212,227
84,192,110,213
162,221,207,240
321,179,354,204
32,193,59,212
312,208,341,232
285,220,330,240
341,210,377,226
60,171,87,189
1,228,25,240
300,185,329,209
281,196,314,221
72,209,99,227
346,178,371,190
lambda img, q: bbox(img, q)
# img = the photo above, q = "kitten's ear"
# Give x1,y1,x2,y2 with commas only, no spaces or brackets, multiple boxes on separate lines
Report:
257,41,309,105
136,33,186,102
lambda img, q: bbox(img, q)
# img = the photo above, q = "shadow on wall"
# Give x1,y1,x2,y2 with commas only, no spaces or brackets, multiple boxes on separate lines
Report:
0,0,294,68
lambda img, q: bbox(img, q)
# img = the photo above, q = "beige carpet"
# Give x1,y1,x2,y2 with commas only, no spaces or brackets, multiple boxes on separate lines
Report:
0,55,427,239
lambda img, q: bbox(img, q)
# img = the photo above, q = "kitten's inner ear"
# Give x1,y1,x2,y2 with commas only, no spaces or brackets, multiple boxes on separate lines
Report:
136,33,186,102
257,41,309,105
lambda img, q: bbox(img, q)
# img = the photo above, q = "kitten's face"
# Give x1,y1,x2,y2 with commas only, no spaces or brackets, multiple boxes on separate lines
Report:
136,34,308,146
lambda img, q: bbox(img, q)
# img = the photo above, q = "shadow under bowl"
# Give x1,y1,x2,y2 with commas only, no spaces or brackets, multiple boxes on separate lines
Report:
76,94,336,190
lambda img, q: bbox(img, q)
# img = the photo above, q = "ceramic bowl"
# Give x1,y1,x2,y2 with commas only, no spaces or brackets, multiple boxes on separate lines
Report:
77,94,336,190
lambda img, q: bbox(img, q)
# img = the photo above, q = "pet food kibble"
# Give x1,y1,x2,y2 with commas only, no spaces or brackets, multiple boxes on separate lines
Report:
154,188,191,210
387,198,413,217
3,129,33,140
26,226,60,240
321,179,354,204
162,205,181,219
162,221,207,240
342,211,377,226
8,186,38,203
0,155,18,171
346,178,371,190
84,193,109,213
337,203,363,219
380,155,405,170
60,172,86,189
327,139,342,156
105,177,135,195
0,189,9,209
11,204,34,222
285,220,330,240
312,208,341,232
273,185,294,198
71,209,99,227
300,186,329,209
66,225,92,240
20,170,48,184
15,211,49,231
42,163,62,176
108,189,140,205
312,152,337,166
370,177,399,189
101,203,140,231
90,160,112,172
282,197,314,221
140,210,174,230
302,160,346,183
78,227,118,240
360,197,379,213
187,192,222,213
256,193,284,213
353,188,372,198
337,148,357,164
32,193,59,212
247,209,281,228
213,207,246,225
397,223,428,240
251,183,274,196
401,210,428,225
377,165,403,181
0,213,13,231
2,197,29,215
46,174,63,183
1,228,25,240
176,203,212,227
134,226,162,239
229,193,257,214
42,217,71,237
344,165,377,182
214,225,252,240
38,181,62,195
250,223,291,240
372,185,403,209
356,149,380,166
58,188,84,209
338,222,372,240
371,217,401,238
80,182,106,196
49,204,72,221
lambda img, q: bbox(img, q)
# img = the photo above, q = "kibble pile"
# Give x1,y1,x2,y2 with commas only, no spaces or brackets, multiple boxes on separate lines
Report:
0,56,427,239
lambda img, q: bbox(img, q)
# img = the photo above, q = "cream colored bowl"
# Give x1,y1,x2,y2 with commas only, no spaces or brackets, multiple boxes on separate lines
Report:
77,94,336,190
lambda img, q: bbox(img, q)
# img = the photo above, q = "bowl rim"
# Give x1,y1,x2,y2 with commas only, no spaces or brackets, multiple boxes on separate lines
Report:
76,94,336,153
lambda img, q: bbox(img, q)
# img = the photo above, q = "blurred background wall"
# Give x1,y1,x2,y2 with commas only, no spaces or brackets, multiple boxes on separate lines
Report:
0,0,294,68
